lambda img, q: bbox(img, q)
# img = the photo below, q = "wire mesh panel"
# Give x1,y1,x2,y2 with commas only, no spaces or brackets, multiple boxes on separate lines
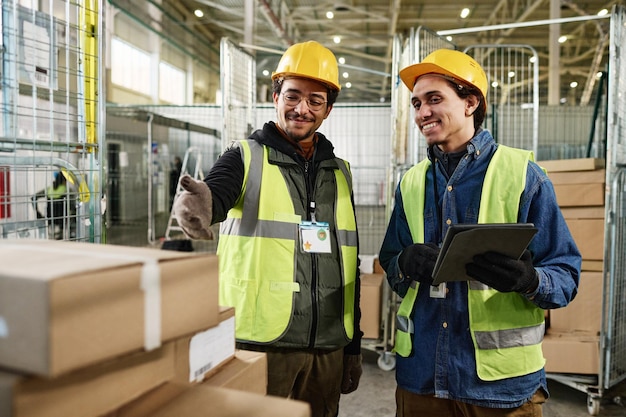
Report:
410,27,456,164
387,27,454,209
604,168,626,389
0,0,103,242
321,103,391,256
536,105,603,161
608,6,626,168
464,45,539,154
603,4,626,391
389,33,412,169
220,38,255,149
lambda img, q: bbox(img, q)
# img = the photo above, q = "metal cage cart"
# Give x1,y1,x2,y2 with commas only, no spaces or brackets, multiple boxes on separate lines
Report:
544,7,626,415
0,1,104,243
545,165,626,416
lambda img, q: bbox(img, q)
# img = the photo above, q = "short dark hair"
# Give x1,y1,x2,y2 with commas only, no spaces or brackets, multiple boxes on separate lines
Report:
443,78,485,130
272,78,339,106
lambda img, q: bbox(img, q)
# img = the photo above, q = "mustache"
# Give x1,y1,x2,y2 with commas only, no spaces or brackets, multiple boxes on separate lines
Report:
286,111,315,122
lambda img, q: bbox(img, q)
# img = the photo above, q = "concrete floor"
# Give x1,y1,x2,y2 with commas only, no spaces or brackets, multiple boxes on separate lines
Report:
338,349,626,417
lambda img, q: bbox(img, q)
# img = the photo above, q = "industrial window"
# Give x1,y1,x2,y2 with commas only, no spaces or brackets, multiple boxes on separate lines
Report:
111,37,151,96
159,61,186,104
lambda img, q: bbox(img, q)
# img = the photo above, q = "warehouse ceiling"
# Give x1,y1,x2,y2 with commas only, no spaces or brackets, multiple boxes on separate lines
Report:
169,0,620,104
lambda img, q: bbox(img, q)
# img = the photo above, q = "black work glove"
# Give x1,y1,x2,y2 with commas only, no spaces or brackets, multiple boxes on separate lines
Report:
398,243,440,286
465,249,539,294
341,354,363,394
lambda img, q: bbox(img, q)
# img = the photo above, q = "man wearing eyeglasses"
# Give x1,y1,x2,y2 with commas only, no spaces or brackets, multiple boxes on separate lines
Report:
174,41,362,417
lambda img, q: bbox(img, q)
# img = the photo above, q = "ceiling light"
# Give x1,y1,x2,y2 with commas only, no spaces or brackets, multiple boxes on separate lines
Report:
342,72,349,79
338,57,345,64
508,71,515,78
570,81,578,88
558,35,567,43
596,71,603,78
491,81,499,88
446,36,453,42
345,82,352,88
262,70,269,76
529,56,537,64
326,11,334,19
598,9,609,17
194,9,204,18
333,36,341,44
460,8,470,19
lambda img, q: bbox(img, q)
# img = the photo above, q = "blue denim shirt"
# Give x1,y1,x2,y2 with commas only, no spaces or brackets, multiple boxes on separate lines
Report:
379,130,581,408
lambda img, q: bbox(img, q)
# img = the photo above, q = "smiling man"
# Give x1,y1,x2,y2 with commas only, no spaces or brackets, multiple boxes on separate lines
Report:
174,41,363,417
379,49,581,416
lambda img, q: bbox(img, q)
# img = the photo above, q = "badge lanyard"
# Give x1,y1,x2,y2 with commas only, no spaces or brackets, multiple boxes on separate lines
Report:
298,144,332,254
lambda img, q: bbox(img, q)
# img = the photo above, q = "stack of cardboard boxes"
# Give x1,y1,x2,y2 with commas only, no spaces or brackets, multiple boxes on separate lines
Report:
0,240,310,417
538,158,606,375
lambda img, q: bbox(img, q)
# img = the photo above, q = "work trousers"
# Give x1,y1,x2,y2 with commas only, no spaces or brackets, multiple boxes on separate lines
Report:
396,386,547,417
265,347,344,417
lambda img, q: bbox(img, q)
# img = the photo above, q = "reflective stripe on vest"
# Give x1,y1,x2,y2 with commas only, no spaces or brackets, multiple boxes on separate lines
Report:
218,140,358,344
394,145,546,381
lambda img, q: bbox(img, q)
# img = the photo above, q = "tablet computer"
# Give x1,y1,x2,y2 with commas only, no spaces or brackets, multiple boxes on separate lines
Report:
431,223,538,285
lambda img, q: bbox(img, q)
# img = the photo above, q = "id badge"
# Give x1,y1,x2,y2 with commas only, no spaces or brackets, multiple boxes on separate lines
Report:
429,282,447,299
299,221,332,253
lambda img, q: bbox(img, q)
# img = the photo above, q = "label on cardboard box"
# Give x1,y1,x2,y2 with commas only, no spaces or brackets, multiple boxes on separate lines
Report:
188,316,235,382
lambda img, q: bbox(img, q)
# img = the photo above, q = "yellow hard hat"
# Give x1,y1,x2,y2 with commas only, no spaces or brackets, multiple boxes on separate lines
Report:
399,49,488,105
272,41,341,91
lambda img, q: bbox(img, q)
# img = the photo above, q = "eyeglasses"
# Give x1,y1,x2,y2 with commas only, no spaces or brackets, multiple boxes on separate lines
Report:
281,93,328,111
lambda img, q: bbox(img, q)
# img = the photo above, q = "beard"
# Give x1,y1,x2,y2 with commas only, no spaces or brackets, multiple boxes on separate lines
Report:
283,112,317,142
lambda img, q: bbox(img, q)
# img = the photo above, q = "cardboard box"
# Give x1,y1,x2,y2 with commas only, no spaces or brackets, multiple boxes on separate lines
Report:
582,260,603,272
546,168,605,185
111,350,267,417
173,307,236,384
149,385,311,417
565,218,605,260
549,272,603,334
373,257,384,273
543,331,599,375
110,383,310,417
203,350,267,394
103,383,186,417
0,240,220,377
554,183,605,207
560,206,606,220
0,342,175,417
538,158,605,173
361,273,384,339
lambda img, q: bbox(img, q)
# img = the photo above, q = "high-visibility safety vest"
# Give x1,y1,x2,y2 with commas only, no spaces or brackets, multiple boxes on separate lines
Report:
46,184,67,199
395,145,545,381
218,139,359,348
